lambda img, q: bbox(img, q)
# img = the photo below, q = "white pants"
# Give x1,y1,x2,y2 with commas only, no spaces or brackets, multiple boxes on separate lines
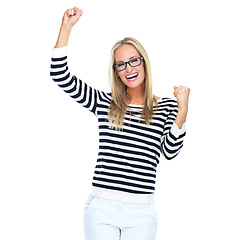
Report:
83,195,158,240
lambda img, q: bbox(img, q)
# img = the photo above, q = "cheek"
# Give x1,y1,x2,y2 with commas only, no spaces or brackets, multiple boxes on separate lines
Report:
117,72,126,82
139,65,145,79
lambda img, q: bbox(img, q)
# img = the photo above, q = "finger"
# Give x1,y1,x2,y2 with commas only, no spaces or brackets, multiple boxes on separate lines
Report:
67,9,71,17
67,8,74,16
74,6,79,12
79,9,83,16
64,10,69,18
74,7,83,17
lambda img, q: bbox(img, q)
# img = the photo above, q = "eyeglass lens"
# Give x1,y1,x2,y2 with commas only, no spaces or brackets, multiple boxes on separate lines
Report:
115,58,141,71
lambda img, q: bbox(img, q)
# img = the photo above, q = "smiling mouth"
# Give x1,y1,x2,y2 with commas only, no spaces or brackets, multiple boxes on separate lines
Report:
126,73,139,82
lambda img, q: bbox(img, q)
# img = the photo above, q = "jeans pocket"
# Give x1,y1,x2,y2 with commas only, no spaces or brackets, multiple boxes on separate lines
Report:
84,195,95,212
151,203,158,225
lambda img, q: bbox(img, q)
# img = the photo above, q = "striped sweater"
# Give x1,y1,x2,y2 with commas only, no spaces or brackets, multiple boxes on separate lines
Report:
50,46,186,203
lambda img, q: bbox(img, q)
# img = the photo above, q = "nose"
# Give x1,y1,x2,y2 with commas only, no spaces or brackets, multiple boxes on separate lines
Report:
125,62,133,72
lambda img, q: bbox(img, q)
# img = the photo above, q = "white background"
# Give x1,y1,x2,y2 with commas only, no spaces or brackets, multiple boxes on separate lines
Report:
0,0,239,239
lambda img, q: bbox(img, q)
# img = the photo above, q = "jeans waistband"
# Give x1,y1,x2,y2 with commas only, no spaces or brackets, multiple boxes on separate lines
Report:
90,186,155,204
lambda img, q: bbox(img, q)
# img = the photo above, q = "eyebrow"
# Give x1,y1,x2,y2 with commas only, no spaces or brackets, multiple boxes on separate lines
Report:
115,55,140,63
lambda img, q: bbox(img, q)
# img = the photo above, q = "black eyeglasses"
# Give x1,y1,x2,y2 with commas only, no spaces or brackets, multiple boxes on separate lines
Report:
113,57,143,72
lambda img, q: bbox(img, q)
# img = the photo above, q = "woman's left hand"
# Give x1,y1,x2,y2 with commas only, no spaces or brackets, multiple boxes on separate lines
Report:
173,85,190,110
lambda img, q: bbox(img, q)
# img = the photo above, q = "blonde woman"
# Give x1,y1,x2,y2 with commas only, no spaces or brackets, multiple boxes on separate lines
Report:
50,6,190,240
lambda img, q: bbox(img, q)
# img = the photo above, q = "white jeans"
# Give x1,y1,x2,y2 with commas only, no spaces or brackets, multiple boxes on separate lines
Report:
83,195,158,240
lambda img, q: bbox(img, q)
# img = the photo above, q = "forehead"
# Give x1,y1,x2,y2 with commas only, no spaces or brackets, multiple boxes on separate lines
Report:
114,44,140,62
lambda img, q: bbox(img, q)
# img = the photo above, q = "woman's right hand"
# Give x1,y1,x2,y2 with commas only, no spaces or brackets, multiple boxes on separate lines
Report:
54,6,83,48
62,6,83,27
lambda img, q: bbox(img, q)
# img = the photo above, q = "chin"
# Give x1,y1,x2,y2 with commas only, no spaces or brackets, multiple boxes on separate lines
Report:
127,79,145,89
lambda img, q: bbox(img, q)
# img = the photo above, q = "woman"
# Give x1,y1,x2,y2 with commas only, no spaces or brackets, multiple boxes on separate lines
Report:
50,6,190,240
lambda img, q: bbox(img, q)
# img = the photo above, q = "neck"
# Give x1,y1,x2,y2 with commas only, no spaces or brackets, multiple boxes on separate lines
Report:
127,82,145,104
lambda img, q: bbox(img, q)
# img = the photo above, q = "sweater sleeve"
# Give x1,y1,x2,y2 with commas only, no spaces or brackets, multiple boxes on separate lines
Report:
50,46,99,115
160,100,186,160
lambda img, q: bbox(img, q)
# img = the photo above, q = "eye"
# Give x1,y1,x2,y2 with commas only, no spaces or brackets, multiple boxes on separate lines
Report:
116,62,125,67
130,58,139,63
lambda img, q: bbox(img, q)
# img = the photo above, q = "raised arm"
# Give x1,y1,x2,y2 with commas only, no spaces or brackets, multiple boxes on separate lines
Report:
160,101,186,160
50,7,101,115
55,6,83,48
173,85,190,129
160,86,190,160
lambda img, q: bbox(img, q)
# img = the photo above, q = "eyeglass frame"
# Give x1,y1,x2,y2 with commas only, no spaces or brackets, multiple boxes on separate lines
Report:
113,57,144,72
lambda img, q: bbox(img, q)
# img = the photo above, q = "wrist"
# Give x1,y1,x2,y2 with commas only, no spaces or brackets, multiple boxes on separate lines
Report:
178,106,188,113
61,23,73,31
54,24,72,48
175,111,187,129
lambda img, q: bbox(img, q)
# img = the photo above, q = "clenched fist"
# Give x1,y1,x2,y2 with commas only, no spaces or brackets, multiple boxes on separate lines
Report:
173,85,190,110
54,6,83,48
62,6,83,27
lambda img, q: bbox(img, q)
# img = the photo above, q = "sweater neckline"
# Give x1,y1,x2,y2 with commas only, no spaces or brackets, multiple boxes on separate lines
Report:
128,98,162,108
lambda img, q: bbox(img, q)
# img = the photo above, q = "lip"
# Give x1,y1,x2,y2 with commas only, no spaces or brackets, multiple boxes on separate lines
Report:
125,72,139,82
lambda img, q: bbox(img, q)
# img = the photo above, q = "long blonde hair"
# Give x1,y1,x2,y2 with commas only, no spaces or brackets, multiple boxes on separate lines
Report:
108,37,158,130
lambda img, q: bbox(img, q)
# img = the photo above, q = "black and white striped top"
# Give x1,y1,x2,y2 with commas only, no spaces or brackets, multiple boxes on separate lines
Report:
50,46,186,203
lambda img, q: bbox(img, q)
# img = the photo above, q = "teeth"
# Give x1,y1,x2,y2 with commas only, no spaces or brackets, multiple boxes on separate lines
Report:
126,73,138,79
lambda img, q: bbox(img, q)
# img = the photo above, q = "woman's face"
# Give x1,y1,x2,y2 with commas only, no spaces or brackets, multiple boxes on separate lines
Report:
114,44,145,90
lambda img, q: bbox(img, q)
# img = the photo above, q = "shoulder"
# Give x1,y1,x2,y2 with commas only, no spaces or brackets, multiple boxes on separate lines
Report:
155,96,176,104
96,91,112,105
158,97,178,110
